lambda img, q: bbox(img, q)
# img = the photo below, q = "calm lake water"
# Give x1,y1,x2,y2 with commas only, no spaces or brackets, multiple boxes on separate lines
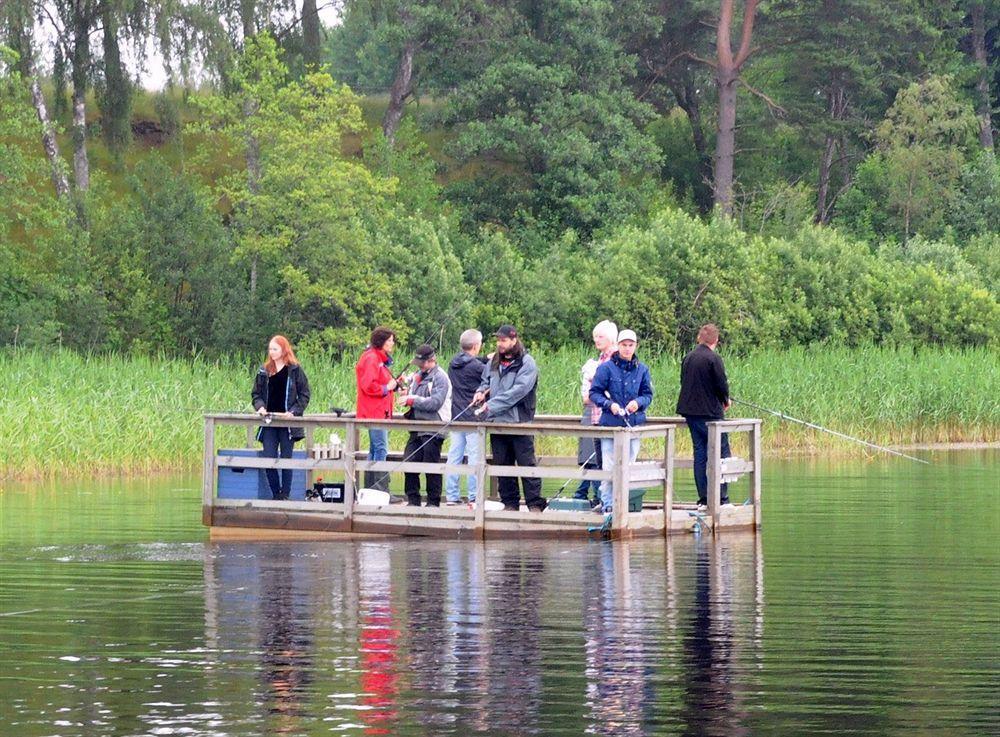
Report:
1,450,997,736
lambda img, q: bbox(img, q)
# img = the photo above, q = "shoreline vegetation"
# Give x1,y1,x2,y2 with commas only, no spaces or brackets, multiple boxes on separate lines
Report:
3,346,997,480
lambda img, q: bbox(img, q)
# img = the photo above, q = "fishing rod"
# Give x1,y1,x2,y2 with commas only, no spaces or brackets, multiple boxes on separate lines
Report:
730,398,930,465
367,398,486,492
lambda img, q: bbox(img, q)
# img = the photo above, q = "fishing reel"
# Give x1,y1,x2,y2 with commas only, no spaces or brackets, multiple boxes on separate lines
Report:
394,372,415,393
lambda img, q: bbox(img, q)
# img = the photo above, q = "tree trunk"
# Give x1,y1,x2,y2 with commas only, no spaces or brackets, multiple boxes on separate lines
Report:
670,72,714,212
301,0,322,68
382,40,416,146
816,85,848,223
240,1,260,298
816,134,837,223
714,67,738,215
971,2,995,150
30,75,72,199
8,13,71,198
711,0,760,215
101,8,132,158
240,0,257,40
71,4,91,192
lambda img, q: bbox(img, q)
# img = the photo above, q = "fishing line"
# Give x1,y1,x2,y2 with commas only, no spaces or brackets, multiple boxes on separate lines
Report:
731,398,930,464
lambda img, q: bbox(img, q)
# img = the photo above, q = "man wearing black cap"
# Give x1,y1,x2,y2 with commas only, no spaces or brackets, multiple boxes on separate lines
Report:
472,325,546,512
399,344,452,506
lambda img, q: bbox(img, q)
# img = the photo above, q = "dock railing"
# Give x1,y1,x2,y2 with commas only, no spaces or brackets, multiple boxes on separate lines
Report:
203,413,762,538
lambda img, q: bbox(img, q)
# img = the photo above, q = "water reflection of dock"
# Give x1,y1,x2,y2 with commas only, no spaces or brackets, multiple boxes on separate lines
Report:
202,535,764,734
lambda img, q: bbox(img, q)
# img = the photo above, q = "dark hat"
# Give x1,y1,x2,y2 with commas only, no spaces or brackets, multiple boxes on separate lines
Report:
495,324,518,338
412,344,436,363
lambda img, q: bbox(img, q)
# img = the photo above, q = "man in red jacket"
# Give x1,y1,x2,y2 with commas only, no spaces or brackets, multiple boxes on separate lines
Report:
356,326,399,491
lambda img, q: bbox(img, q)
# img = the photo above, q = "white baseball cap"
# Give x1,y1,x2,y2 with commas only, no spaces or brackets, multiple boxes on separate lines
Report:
618,329,638,343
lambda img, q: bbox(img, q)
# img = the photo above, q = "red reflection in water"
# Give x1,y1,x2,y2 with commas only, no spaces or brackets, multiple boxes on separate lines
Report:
359,603,399,735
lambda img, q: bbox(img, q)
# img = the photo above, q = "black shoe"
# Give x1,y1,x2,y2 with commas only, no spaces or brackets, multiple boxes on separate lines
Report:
425,501,440,508
503,504,519,512
406,500,422,507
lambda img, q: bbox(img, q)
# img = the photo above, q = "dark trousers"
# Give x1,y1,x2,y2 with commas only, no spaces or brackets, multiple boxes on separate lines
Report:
684,416,731,505
573,437,602,500
490,434,546,510
260,426,294,499
404,432,444,506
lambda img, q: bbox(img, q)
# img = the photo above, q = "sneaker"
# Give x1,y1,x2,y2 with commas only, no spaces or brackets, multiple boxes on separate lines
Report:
696,503,707,511
445,500,461,506
503,504,519,512
528,506,544,514
590,500,604,512
406,501,422,507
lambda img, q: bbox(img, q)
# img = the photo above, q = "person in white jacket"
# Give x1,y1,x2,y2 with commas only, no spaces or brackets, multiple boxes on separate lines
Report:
572,320,618,504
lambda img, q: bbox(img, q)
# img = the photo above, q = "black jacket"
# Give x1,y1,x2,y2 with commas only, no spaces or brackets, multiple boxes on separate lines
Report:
448,351,488,420
252,363,311,441
676,344,729,419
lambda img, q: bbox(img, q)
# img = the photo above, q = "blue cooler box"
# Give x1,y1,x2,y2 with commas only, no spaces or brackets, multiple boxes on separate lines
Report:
217,448,309,500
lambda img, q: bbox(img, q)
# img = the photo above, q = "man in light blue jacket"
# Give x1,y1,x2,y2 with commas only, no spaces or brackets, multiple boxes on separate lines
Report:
472,325,546,512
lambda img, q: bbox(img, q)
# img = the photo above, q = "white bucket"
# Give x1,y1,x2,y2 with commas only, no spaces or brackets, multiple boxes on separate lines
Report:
356,488,391,506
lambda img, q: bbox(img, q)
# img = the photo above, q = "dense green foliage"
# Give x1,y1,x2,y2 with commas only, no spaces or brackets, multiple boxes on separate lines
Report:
0,0,998,359
2,346,996,477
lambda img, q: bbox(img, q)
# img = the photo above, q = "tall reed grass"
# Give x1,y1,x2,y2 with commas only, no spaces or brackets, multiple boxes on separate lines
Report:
2,346,996,478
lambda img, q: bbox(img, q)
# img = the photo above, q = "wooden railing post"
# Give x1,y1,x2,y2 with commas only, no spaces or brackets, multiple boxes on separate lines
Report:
202,417,216,527
473,426,487,539
751,419,762,530
707,422,722,533
305,425,315,489
611,430,627,535
344,420,357,529
663,426,675,537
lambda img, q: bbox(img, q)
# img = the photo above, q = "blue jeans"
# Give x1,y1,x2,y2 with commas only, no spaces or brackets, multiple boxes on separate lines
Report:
445,430,483,502
365,428,389,491
599,436,642,511
684,416,731,505
260,426,294,499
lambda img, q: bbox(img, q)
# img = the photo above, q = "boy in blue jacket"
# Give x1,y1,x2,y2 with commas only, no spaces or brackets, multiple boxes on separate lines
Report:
588,329,654,513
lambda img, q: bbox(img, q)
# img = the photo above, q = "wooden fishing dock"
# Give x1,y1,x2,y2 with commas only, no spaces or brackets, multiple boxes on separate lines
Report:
202,413,762,540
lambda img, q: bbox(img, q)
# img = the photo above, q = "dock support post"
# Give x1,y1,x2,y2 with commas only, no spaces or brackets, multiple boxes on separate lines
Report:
751,419,762,531
202,417,215,526
663,426,675,537
473,426,487,539
611,431,627,537
344,421,357,530
707,422,722,534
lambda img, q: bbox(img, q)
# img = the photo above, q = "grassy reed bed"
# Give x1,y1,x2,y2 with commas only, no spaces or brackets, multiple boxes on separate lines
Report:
2,346,996,478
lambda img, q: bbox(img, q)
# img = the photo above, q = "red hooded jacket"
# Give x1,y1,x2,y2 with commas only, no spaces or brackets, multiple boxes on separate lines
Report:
355,347,396,419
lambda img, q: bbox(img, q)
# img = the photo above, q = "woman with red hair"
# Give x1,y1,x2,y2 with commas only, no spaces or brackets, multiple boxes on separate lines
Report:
252,335,311,500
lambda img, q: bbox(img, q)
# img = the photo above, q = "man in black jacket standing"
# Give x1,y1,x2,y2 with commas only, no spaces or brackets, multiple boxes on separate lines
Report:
676,324,732,508
444,329,488,504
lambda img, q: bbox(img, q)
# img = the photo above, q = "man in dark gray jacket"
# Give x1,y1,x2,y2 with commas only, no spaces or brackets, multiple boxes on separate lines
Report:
473,325,546,512
399,344,452,506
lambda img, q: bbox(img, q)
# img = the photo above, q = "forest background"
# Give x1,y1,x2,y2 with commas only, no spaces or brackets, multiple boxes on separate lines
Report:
1,0,997,356
0,2,998,474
